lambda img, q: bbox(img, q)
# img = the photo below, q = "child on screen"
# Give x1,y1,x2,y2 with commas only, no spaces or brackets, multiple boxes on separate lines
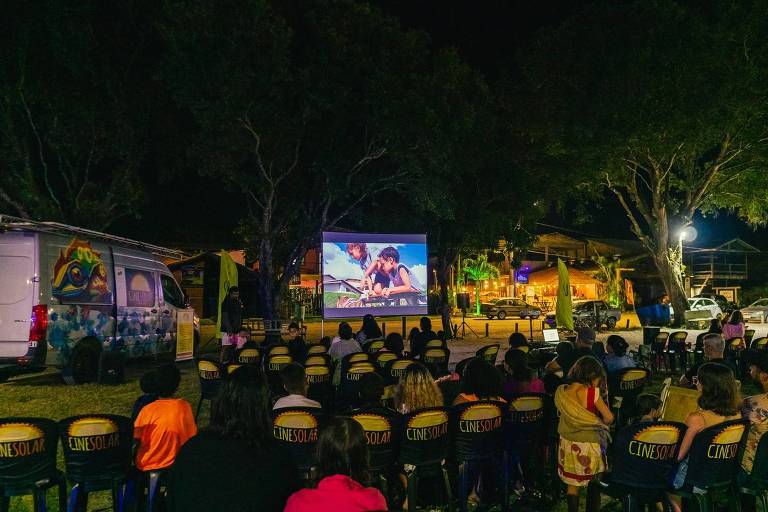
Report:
377,246,423,298
347,243,390,294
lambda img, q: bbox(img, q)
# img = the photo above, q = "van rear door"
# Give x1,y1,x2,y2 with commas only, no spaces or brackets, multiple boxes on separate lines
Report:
0,232,37,358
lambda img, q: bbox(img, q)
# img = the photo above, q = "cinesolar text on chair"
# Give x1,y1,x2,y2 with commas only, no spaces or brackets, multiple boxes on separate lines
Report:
194,359,223,420
271,407,325,483
592,420,685,511
0,417,66,512
399,407,455,512
452,400,506,512
338,360,376,410
668,419,749,512
609,367,650,427
505,393,547,511
351,409,399,507
58,414,133,512
305,364,333,409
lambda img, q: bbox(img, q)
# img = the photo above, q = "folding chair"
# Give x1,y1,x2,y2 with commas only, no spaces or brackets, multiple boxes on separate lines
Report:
669,419,750,511
59,415,133,512
592,421,685,510
399,407,454,512
271,408,325,482
194,359,223,420
452,401,505,512
0,418,66,512
475,344,500,366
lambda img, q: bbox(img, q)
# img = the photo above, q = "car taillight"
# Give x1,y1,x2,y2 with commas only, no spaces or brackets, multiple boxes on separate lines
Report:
29,304,48,342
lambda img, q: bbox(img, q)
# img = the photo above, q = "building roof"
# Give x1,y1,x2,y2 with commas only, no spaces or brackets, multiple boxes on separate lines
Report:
527,265,601,286
687,238,760,253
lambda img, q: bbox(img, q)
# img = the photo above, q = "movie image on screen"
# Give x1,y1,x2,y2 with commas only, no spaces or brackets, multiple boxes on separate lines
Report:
322,232,428,319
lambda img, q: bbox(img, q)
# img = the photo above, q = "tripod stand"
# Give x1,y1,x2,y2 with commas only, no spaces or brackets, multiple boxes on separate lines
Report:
456,308,478,338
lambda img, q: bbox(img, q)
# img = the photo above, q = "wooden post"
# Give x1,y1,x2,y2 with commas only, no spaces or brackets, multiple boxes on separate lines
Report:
485,323,489,337
382,322,386,336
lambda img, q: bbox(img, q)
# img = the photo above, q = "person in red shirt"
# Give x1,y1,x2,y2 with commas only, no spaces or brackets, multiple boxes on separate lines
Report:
284,417,386,512
134,363,197,471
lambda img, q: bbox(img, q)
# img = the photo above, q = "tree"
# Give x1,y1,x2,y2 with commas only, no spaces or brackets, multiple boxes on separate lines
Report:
160,0,443,319
0,1,148,229
461,254,500,316
516,0,768,323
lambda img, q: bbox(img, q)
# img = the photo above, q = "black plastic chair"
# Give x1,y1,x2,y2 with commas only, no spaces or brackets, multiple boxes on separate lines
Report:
264,343,290,358
651,332,670,373
58,414,133,512
422,348,450,375
451,401,505,512
425,338,448,350
669,419,750,511
339,361,376,408
668,331,688,373
0,418,66,512
398,407,454,512
235,347,260,365
264,354,293,397
304,354,332,368
305,365,333,409
592,421,685,511
475,345,500,366
306,344,328,356
505,393,546,511
384,358,415,385
750,337,768,350
744,329,756,346
609,367,650,426
363,339,385,354
740,431,768,511
271,408,325,481
373,351,398,374
351,408,399,506
194,359,223,420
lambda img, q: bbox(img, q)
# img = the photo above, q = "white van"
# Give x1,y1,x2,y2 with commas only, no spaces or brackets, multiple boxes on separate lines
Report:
0,217,196,383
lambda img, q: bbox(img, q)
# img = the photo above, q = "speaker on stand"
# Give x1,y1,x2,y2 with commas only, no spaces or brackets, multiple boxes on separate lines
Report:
455,292,478,338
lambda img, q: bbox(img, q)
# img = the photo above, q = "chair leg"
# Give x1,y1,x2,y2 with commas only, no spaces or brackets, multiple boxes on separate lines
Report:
112,481,123,512
67,483,79,512
33,488,45,512
147,472,160,512
407,471,418,512
442,465,455,512
58,480,67,512
502,452,510,512
458,462,467,512
0,495,8,512
195,397,203,420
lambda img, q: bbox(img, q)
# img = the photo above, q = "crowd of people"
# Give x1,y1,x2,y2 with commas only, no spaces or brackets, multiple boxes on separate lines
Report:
118,315,768,511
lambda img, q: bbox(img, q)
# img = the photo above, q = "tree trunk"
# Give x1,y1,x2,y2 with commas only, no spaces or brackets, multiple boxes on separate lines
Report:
475,287,481,317
654,253,688,327
436,255,453,337
257,240,277,321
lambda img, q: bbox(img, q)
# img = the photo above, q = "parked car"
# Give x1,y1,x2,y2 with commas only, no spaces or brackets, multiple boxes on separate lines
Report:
480,297,541,320
545,300,622,329
741,298,768,323
693,293,734,311
686,297,723,319
0,216,197,383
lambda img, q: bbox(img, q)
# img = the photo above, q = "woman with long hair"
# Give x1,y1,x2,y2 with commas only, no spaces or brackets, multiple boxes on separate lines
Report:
722,310,745,341
503,349,545,396
284,417,387,511
356,314,383,343
394,362,444,413
167,366,297,512
668,363,741,511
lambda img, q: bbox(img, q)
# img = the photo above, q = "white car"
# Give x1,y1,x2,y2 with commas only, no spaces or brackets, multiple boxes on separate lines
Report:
687,297,723,319
742,299,768,323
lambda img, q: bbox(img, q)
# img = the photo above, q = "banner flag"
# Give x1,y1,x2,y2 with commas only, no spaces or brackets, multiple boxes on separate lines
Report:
216,251,239,339
555,258,574,331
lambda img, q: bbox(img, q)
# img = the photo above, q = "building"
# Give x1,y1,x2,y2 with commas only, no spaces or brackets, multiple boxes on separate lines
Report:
683,238,760,304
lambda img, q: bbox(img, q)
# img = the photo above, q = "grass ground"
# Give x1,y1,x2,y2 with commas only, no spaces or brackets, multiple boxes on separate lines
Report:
1,339,760,511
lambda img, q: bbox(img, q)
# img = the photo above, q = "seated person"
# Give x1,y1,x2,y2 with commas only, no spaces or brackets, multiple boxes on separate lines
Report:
273,363,322,410
132,369,160,421
508,332,530,353
545,327,596,377
454,358,506,405
503,349,545,397
356,314,383,344
633,393,663,423
740,351,768,487
284,417,387,512
679,333,737,387
286,322,308,362
411,317,438,357
352,372,397,415
383,333,404,357
134,363,197,472
604,335,635,376
329,322,362,385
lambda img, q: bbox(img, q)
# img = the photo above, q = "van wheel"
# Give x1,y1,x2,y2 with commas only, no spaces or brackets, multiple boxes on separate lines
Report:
497,310,507,320
606,317,617,330
69,340,101,384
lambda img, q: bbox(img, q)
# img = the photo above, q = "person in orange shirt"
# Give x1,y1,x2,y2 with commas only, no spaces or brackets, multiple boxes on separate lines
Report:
134,363,197,471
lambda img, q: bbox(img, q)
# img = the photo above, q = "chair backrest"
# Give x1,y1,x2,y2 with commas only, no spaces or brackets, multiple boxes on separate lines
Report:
426,338,447,349
363,339,385,354
670,331,688,343
398,407,450,466
610,421,686,489
266,344,290,357
271,408,324,471
744,329,756,344
653,332,670,348
506,393,546,448
475,344,500,366
751,337,768,350
422,348,450,372
455,357,473,378
226,363,244,375
340,361,377,403
304,354,331,367
728,337,746,350
59,414,133,482
351,409,398,471
266,354,293,372
307,344,327,355
236,347,260,364
196,359,223,399
305,365,332,406
685,419,749,488
0,418,59,486
385,358,416,384
452,401,505,461
613,367,650,395
374,351,398,371
342,352,371,365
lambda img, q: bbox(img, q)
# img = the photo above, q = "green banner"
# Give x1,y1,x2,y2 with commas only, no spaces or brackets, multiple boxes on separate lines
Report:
215,251,239,339
555,258,574,330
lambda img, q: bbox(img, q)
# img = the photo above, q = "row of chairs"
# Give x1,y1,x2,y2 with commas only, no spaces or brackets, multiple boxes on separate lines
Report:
272,393,548,512
0,414,158,512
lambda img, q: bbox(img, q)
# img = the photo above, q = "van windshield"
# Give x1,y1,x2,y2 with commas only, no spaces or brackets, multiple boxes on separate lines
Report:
0,255,32,305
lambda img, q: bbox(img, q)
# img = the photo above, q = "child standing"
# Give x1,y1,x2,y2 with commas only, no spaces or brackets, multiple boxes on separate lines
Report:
554,356,613,512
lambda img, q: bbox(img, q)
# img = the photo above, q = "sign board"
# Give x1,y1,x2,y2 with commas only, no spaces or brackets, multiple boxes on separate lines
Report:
515,270,529,284
176,310,195,362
